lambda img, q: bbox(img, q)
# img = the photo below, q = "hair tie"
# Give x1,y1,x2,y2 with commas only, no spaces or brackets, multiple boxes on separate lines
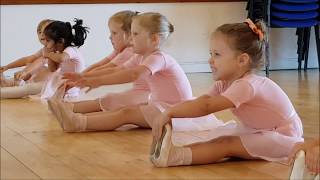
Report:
71,29,76,37
244,18,264,41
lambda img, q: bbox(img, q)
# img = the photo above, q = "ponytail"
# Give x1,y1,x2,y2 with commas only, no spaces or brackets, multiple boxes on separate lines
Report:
71,18,89,47
44,18,89,48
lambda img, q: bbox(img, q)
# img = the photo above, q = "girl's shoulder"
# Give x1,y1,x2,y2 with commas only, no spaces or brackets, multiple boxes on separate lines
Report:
235,73,268,84
64,46,78,52
63,46,83,60
233,73,280,92
148,50,177,65
64,46,83,55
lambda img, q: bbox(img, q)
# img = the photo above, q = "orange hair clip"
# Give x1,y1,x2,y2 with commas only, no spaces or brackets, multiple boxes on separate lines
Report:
244,18,264,41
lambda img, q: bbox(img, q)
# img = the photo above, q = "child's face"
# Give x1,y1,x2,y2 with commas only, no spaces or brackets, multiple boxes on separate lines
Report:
44,35,55,50
43,35,63,52
131,19,155,55
108,20,130,52
209,32,243,81
37,23,49,46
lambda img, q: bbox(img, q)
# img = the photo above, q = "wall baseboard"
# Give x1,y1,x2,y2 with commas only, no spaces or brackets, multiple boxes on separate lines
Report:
3,59,318,77
179,61,212,73
179,58,319,73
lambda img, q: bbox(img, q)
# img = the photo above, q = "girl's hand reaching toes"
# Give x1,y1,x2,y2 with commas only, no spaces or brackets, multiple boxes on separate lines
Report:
288,139,320,173
63,73,98,93
14,70,25,80
305,145,320,173
152,112,172,141
19,71,32,81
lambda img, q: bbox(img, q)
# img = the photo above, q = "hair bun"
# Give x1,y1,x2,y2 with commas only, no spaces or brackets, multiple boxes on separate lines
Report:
73,18,83,27
169,23,174,33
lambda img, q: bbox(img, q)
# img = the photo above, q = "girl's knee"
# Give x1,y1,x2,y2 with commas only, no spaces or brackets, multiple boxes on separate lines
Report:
221,136,253,159
212,136,243,156
119,106,140,118
213,136,238,144
118,106,147,127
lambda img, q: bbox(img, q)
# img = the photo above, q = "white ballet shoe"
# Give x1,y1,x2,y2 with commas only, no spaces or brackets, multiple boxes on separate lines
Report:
58,100,85,133
289,150,319,180
150,124,172,167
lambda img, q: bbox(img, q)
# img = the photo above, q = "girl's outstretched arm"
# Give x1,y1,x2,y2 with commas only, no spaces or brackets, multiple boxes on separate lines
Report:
168,95,234,118
82,66,123,78
90,62,117,72
153,95,235,140
1,53,41,73
62,66,124,83
23,58,45,75
69,65,151,90
15,58,45,81
82,58,115,73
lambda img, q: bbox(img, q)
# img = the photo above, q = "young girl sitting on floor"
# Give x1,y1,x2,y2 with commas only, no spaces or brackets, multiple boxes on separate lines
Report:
1,19,53,98
150,19,304,168
54,12,193,133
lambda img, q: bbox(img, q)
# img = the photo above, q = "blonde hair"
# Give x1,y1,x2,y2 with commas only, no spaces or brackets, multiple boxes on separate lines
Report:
215,19,267,69
37,19,53,33
133,12,174,41
109,10,139,33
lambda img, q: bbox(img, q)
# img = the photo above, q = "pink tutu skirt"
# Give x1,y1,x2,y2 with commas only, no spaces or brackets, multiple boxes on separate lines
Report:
41,70,80,100
140,101,304,163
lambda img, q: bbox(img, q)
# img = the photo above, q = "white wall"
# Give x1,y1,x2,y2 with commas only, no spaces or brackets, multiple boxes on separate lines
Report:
1,2,318,76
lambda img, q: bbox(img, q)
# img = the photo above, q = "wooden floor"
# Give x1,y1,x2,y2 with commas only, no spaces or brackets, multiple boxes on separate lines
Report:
1,70,319,180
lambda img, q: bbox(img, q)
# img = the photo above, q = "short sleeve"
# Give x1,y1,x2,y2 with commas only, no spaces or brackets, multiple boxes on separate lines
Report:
101,51,118,64
221,80,254,108
110,47,133,66
123,55,140,69
63,47,78,60
206,81,228,96
141,54,165,75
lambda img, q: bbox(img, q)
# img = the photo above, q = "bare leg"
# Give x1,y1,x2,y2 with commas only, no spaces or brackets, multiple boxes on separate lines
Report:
85,106,150,131
189,136,257,165
1,82,43,99
151,124,258,167
73,99,102,113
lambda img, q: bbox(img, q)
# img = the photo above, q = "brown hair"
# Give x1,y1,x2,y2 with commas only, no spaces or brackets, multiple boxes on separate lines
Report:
109,10,139,33
37,19,53,33
133,12,174,42
215,19,267,69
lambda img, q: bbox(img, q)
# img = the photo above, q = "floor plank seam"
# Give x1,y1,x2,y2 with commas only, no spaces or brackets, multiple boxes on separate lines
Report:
3,125,89,179
1,145,42,180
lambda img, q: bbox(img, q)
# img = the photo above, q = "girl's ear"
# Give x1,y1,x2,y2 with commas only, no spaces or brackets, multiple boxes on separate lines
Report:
151,33,160,46
237,53,251,67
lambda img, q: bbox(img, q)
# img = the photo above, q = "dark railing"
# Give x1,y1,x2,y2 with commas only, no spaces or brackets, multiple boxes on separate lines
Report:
1,0,245,5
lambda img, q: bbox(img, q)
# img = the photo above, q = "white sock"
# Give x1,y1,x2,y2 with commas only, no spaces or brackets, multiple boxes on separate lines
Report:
167,146,192,166
74,113,87,131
